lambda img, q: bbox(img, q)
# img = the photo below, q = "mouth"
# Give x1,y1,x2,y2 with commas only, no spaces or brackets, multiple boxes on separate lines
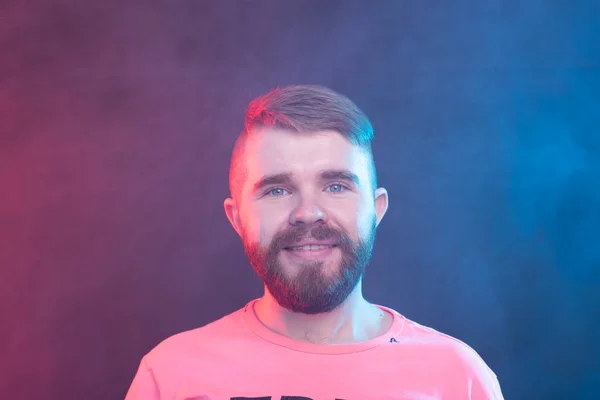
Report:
282,243,339,262
284,244,338,251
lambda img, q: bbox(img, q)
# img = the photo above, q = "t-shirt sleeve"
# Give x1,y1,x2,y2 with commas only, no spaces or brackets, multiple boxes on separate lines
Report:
465,351,504,400
124,358,161,400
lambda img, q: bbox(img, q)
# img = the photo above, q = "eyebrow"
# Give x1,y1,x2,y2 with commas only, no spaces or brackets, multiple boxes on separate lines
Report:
252,173,294,194
251,169,360,194
319,169,360,186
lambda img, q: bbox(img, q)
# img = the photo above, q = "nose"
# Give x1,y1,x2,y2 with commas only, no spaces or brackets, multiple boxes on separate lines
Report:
290,196,327,226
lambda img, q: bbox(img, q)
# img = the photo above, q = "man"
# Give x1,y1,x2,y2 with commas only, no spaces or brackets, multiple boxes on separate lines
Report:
125,85,504,399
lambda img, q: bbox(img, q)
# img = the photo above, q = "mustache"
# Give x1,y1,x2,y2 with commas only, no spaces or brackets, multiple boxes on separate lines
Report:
271,224,352,250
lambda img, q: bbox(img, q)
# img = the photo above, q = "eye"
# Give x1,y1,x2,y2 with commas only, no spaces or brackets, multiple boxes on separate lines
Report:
325,183,348,193
266,187,289,197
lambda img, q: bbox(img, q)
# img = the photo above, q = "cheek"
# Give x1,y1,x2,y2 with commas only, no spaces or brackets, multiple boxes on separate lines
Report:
243,203,289,244
328,202,360,237
332,199,374,239
239,205,261,243
357,212,376,237
359,201,377,231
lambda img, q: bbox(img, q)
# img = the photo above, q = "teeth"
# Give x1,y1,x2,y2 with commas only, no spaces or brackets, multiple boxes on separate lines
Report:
289,244,334,251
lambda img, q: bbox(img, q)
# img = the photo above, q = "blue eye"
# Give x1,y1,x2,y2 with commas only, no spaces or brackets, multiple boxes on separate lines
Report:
326,183,347,193
266,187,288,197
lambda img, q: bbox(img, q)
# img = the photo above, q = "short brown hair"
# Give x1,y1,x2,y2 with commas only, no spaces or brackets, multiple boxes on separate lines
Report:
229,85,377,201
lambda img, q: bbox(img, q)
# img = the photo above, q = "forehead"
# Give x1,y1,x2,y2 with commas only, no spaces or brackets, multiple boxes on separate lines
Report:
242,127,370,186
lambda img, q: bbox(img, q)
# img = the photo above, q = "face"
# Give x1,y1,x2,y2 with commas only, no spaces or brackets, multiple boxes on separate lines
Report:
224,127,388,314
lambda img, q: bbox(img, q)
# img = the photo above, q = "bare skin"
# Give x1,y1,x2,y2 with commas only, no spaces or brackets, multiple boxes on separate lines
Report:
254,284,393,344
224,127,392,344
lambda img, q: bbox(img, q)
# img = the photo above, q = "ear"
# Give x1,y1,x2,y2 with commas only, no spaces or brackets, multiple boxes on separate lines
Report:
374,187,389,227
224,197,243,237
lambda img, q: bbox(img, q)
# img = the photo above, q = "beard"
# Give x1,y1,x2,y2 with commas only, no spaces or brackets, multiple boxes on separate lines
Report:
242,220,377,315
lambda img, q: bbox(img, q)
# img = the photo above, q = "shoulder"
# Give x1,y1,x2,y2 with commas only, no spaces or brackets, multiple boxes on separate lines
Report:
392,315,503,397
143,306,246,366
396,316,493,370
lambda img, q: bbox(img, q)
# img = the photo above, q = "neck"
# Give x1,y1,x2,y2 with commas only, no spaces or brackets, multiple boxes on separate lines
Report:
253,283,390,344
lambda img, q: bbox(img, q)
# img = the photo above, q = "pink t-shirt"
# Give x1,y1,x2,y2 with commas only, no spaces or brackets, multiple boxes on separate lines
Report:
125,299,503,399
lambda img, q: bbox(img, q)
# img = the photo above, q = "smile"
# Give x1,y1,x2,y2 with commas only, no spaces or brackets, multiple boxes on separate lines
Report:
282,243,339,262
286,244,337,251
